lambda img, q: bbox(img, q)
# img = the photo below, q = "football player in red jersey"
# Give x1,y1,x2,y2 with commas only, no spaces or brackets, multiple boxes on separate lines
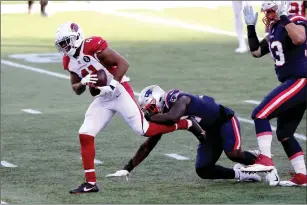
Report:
54,22,205,194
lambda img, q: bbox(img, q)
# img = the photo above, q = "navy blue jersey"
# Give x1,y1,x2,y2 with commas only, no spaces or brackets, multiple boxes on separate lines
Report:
269,15,307,82
164,89,234,127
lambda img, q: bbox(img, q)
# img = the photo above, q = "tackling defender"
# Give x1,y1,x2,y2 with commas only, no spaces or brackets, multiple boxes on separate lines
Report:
242,1,307,186
55,22,205,194
106,85,261,182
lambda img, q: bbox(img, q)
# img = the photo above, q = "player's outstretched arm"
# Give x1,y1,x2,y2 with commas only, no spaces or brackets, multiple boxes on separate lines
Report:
149,96,190,123
96,48,129,83
70,72,86,95
123,134,162,172
105,134,162,179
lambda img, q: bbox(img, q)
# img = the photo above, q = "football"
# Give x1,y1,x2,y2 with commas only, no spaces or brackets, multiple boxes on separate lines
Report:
89,69,107,96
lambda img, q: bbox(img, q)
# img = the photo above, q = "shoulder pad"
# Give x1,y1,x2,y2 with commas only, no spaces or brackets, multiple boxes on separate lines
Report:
289,15,307,24
83,36,108,56
165,89,181,109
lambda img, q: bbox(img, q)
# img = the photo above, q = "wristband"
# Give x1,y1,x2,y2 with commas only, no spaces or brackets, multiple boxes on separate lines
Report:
280,15,291,26
247,25,260,52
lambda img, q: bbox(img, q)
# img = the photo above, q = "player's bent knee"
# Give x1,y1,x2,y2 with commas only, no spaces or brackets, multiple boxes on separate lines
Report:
78,123,99,137
195,165,215,179
225,151,241,162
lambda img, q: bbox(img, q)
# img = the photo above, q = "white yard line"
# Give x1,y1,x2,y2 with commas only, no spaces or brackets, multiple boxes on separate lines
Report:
22,109,42,114
244,100,261,105
1,60,306,141
1,161,17,168
1,201,8,204
165,153,190,160
80,157,103,165
100,10,243,38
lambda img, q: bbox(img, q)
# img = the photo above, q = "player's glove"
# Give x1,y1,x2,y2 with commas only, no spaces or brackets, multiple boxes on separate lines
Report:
243,5,258,26
277,0,290,17
97,79,119,100
105,170,130,181
80,74,98,85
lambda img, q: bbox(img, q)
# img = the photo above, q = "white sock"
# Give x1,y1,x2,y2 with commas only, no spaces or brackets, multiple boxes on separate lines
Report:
257,132,272,158
88,181,96,185
291,154,307,175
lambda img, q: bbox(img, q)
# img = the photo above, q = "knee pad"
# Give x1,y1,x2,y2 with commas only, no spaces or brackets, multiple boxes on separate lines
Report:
251,107,261,120
195,165,215,179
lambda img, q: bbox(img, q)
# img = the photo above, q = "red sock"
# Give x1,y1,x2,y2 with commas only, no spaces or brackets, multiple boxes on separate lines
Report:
79,134,96,184
177,119,191,130
145,120,191,137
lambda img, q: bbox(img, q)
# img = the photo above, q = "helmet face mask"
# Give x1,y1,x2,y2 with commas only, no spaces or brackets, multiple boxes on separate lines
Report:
55,22,84,57
261,1,279,27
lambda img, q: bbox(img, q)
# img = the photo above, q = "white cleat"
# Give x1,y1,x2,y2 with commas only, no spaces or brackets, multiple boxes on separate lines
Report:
265,168,280,186
278,173,307,187
235,46,248,53
234,163,261,182
240,154,275,172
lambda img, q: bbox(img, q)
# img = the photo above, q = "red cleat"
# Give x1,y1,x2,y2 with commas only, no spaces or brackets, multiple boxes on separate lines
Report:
279,173,307,187
241,154,275,172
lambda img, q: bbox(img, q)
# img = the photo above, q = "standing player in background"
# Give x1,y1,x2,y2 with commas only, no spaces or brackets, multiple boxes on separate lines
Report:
232,1,250,53
28,0,48,16
54,22,205,194
242,1,307,186
265,1,307,35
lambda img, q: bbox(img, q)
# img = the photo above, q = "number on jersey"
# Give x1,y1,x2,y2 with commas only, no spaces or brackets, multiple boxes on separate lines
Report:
81,65,97,77
270,41,285,66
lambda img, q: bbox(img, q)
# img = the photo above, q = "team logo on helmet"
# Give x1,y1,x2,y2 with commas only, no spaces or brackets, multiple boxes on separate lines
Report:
144,89,153,97
70,23,79,32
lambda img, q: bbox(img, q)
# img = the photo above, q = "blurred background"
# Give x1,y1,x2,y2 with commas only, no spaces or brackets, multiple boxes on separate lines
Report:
1,1,306,204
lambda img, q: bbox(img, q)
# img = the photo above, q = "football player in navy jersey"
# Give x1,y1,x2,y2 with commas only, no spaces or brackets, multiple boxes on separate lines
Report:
242,1,306,186
106,85,262,183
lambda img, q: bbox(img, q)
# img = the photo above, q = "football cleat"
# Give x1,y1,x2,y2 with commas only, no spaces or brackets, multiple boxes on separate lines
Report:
265,168,280,186
234,163,261,182
235,46,248,53
240,154,275,172
69,182,99,194
279,173,307,187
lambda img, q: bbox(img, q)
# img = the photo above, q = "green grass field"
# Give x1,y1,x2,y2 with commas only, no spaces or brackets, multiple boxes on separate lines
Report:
1,6,306,204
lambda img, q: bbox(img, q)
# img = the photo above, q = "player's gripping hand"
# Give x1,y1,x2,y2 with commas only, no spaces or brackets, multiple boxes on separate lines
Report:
105,170,130,181
97,79,119,100
80,74,98,85
243,5,258,26
277,0,290,17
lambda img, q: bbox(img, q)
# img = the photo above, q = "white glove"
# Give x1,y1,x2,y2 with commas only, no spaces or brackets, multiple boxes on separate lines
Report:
105,170,130,181
277,0,290,17
97,79,119,100
243,5,258,26
80,74,98,85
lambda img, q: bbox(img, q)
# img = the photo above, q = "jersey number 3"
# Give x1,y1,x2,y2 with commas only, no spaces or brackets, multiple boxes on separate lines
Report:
270,41,285,66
